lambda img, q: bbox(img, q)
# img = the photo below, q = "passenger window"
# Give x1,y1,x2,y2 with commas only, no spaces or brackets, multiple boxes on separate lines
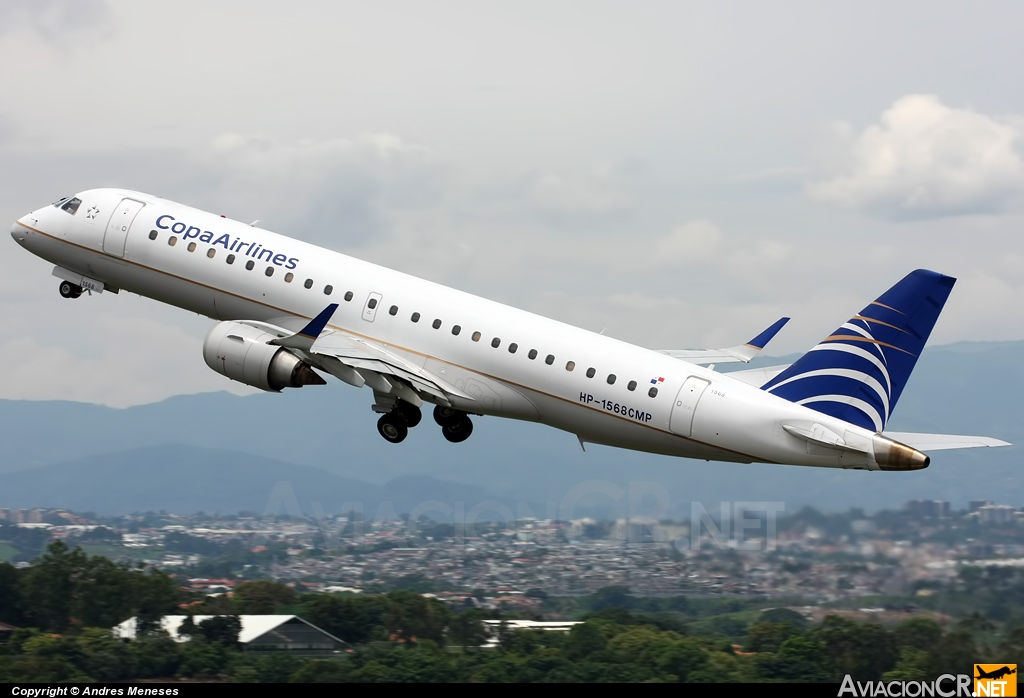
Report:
649,386,659,398
367,298,378,309
607,374,616,385
324,285,333,295
491,337,501,348
345,291,354,301
60,197,82,215
265,266,274,277
168,236,177,247
452,325,461,335
432,319,442,329
566,361,576,372
207,248,216,258
187,242,196,252
627,380,637,391
246,260,255,271
509,343,518,354
389,305,398,316
284,272,293,282
148,230,158,240
545,354,555,365
586,367,596,378
472,331,481,342
226,254,235,264
304,279,313,289
528,349,538,360
411,312,421,323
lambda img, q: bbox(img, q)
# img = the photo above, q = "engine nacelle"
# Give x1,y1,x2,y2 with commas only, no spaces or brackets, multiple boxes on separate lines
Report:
203,322,327,392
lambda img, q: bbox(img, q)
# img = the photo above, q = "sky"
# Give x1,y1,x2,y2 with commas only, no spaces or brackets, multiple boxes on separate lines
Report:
2,1,1024,407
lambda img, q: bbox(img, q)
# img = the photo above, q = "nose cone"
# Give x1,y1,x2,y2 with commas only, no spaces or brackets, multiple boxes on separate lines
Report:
11,220,31,246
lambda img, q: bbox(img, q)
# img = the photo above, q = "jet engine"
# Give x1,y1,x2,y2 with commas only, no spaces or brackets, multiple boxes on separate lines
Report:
202,322,326,392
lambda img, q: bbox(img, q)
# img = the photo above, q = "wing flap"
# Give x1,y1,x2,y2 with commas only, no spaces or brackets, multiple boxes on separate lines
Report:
659,317,789,365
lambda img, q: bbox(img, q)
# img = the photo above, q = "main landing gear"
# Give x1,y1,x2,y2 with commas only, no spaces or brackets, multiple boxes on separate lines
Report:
374,401,475,444
376,399,422,444
58,281,83,299
434,405,473,443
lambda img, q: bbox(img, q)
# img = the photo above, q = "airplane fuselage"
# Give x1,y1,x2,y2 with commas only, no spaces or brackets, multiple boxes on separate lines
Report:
10,188,919,470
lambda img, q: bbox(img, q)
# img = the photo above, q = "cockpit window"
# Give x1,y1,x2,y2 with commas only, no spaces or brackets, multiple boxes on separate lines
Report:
52,196,70,207
59,197,82,215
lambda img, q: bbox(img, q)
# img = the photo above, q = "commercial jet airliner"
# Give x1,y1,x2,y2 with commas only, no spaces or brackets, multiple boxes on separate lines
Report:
10,189,1009,470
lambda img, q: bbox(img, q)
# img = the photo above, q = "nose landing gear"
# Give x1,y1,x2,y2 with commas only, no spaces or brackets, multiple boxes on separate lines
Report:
58,281,83,299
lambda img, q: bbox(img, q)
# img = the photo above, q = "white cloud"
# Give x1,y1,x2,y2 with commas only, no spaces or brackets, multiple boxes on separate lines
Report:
808,95,1024,219
0,0,114,43
526,166,633,215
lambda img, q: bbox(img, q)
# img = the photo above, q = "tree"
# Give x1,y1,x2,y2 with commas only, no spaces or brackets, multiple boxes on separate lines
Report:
745,622,801,653
894,617,943,652
233,580,298,614
811,615,896,681
0,563,25,626
449,609,489,651
757,636,833,682
197,616,242,646
383,590,450,644
288,659,349,683
564,621,608,660
21,541,88,632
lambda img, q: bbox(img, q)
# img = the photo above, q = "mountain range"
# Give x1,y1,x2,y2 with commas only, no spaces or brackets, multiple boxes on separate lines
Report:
0,340,1020,517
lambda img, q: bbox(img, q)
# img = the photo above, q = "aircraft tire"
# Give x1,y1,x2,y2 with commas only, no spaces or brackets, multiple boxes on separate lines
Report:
433,405,461,426
395,401,422,428
59,281,82,299
441,415,473,443
377,413,408,443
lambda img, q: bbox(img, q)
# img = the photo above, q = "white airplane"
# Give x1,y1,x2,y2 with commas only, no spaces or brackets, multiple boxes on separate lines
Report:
10,189,1009,471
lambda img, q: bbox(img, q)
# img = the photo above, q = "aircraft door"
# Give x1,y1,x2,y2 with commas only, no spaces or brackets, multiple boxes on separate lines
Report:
669,376,710,437
103,198,145,258
362,292,383,322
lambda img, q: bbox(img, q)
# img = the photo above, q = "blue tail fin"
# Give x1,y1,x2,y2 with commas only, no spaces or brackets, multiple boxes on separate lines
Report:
760,270,956,431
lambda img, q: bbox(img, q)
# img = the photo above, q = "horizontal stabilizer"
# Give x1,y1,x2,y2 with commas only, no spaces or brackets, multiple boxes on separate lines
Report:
881,431,1011,452
660,317,790,365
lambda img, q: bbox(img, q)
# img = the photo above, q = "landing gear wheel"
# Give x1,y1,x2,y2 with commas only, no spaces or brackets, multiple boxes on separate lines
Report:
441,415,473,443
433,405,460,426
377,413,409,443
59,281,83,299
395,400,422,428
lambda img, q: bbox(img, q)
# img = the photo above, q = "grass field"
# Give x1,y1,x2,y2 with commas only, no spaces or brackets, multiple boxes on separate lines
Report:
79,543,149,562
0,542,18,562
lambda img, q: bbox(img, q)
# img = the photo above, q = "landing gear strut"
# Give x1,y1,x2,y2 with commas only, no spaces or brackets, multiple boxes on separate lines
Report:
434,405,474,443
59,281,83,299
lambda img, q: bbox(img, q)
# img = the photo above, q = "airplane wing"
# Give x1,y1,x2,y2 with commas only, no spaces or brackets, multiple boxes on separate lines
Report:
238,306,473,407
658,317,790,365
882,432,1011,451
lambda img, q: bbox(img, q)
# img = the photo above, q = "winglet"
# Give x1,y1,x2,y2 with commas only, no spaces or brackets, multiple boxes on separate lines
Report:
658,317,791,365
269,304,338,351
720,317,791,362
746,317,790,350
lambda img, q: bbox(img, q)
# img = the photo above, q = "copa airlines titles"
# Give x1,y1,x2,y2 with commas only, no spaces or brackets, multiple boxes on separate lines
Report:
155,214,299,270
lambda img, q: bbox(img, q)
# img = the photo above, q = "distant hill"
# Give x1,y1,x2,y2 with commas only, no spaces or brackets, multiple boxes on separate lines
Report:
0,341,1019,514
0,445,526,518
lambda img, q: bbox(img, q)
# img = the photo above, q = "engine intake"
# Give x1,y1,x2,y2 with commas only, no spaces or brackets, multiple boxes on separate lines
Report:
203,322,326,392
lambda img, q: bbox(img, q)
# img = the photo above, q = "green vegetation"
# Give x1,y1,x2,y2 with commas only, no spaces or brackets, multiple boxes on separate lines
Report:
0,542,17,563
0,542,1021,682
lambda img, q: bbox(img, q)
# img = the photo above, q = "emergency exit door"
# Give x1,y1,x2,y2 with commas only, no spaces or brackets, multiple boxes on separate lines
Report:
103,198,145,258
669,376,710,437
